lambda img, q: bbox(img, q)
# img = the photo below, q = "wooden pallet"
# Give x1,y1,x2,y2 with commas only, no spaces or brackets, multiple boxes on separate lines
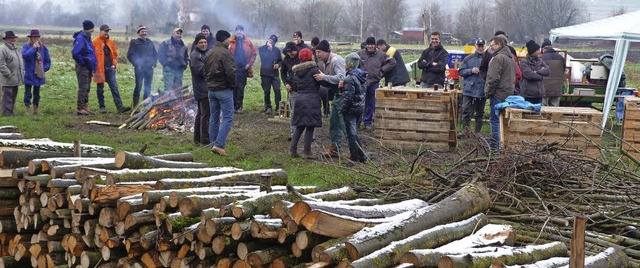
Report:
374,87,457,151
622,97,640,159
500,107,602,155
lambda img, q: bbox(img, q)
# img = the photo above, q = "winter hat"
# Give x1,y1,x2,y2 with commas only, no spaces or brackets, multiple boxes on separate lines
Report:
83,20,95,30
136,25,147,33
526,40,540,55
284,41,298,52
311,37,320,46
195,33,207,44
376,39,387,46
316,40,330,52
293,31,302,38
541,38,552,48
235,25,244,31
299,48,313,62
494,30,506,37
345,52,361,69
216,30,231,42
201,25,211,31
365,37,376,45
268,34,278,44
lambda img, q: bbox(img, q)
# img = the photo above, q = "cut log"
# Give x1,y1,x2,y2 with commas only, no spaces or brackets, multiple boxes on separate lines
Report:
106,167,242,184
296,230,330,251
436,242,568,268
140,230,159,250
347,214,489,268
0,139,114,154
124,210,155,232
232,191,296,220
0,150,112,169
155,169,288,190
237,241,269,260
45,252,66,268
90,185,154,205
344,182,492,260
117,198,154,220
67,234,88,257
0,187,21,199
277,228,296,244
80,251,102,268
0,126,19,133
0,133,25,139
291,198,429,225
98,207,120,228
0,256,30,268
303,186,358,201
312,237,350,263
217,257,238,268
212,235,240,255
204,217,236,237
300,209,396,238
114,151,208,169
178,193,254,216
558,247,629,268
140,250,162,268
271,256,296,268
11,167,28,179
231,221,252,241
164,185,262,207
165,214,200,234
246,247,290,267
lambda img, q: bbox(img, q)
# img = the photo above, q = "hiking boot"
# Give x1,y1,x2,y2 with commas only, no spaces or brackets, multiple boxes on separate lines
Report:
77,109,91,115
235,108,243,114
303,153,316,160
82,105,94,114
327,144,340,157
265,107,273,114
25,106,31,115
33,106,38,115
99,107,108,114
211,146,227,156
118,106,132,113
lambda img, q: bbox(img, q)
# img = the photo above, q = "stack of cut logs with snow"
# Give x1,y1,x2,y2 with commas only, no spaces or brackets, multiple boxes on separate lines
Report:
121,85,196,132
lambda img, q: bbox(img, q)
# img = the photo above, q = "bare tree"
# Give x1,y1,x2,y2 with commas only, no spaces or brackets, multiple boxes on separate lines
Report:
297,0,321,35
75,0,114,25
610,5,627,17
492,0,520,42
454,0,493,43
315,0,343,38
418,0,449,38
372,0,409,41
244,0,278,37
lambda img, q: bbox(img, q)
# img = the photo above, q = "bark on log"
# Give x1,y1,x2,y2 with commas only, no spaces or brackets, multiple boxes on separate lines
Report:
90,185,154,205
277,228,296,244
169,186,262,208
140,250,162,268
0,139,114,154
0,126,19,133
80,251,102,268
124,210,155,232
0,187,21,199
106,167,242,184
155,169,288,190
231,221,252,241
0,133,25,139
296,230,330,251
344,182,492,260
558,247,630,268
114,151,208,169
98,207,120,228
178,193,253,217
300,209,396,238
312,237,350,263
246,247,290,267
291,198,428,225
212,235,240,255
152,152,194,162
204,217,236,237
271,256,296,268
0,255,30,268
118,198,154,220
0,150,112,169
232,191,296,220
436,242,568,268
303,186,358,201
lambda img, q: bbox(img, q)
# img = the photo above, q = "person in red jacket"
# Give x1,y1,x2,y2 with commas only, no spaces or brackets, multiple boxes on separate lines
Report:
92,24,130,114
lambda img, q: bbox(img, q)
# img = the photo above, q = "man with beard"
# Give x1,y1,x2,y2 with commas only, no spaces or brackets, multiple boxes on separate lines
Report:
417,31,448,88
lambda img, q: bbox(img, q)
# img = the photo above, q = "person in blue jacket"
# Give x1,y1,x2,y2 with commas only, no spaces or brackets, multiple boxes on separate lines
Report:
72,20,98,115
22,29,51,115
458,39,487,137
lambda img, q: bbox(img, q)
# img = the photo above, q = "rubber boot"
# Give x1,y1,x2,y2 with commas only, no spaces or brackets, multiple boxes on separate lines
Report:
348,141,360,162
354,140,367,163
133,96,139,108
475,119,483,134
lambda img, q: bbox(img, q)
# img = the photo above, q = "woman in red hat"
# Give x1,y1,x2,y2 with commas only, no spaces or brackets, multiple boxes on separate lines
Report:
290,48,322,159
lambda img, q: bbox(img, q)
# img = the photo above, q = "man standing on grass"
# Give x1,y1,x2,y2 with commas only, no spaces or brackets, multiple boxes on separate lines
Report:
357,37,396,131
229,25,256,114
158,28,188,91
92,24,130,114
205,30,236,156
22,29,51,115
314,40,346,157
72,20,98,115
127,25,157,107
258,34,282,114
0,31,24,116
190,33,211,145
281,42,300,141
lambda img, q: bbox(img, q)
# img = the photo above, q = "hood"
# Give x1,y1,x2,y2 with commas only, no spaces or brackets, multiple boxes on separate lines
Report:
348,68,367,84
73,31,82,39
292,61,317,73
495,45,513,59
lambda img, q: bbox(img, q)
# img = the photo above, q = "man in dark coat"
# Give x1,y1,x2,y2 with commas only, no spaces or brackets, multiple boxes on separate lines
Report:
258,34,282,114
127,25,157,106
357,37,396,130
485,35,516,151
519,40,550,104
281,42,300,140
190,33,210,145
72,20,97,115
458,39,486,137
204,30,236,156
158,28,189,91
376,39,410,86
293,31,311,51
540,38,565,107
480,30,522,93
417,31,448,88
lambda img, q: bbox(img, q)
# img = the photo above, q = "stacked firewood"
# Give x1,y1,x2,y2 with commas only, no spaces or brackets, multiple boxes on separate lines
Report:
121,85,196,132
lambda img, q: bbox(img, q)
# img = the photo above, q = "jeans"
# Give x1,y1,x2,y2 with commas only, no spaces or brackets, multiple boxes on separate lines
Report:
194,98,210,145
76,63,92,110
461,96,486,133
2,86,18,116
344,113,366,162
489,96,504,150
24,84,40,107
616,89,633,120
208,89,234,148
329,96,345,150
363,83,379,127
235,68,248,110
163,66,184,91
133,66,154,105
344,113,359,142
261,75,281,110
96,66,124,109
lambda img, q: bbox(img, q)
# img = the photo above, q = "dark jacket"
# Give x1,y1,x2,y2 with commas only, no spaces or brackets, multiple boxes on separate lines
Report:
158,37,188,70
480,45,522,89
458,51,485,98
417,44,448,86
341,68,367,116
205,42,237,91
296,41,311,51
71,31,97,71
258,44,282,77
519,54,550,98
281,52,299,90
292,61,322,127
357,49,396,85
485,45,516,100
127,37,157,69
22,43,51,86
190,46,209,101
382,47,410,86
190,34,216,52
540,48,565,97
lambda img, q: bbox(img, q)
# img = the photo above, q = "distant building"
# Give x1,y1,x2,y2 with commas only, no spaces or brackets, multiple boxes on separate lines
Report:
401,27,424,44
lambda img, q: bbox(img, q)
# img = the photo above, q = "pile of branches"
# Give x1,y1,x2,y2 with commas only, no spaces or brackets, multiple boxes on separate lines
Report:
121,85,196,132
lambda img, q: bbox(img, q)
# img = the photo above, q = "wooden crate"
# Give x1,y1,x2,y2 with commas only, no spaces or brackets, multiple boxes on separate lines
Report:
622,97,640,158
374,87,457,152
500,107,602,155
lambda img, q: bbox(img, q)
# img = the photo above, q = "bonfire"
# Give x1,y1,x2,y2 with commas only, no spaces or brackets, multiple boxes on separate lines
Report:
120,85,196,132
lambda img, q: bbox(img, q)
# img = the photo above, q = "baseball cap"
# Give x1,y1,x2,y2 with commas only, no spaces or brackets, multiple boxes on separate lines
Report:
475,39,485,46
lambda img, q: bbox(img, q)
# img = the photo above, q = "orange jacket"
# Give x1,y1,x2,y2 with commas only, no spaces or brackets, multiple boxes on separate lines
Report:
92,35,118,83
229,35,257,68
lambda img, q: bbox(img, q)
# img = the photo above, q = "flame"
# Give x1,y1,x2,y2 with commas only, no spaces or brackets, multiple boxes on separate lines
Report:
148,107,159,119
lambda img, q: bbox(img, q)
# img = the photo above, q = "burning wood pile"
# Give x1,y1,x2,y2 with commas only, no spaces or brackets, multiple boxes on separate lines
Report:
121,85,196,132
0,125,639,267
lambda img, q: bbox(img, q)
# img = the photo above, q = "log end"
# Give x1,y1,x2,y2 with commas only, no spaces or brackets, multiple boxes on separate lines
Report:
437,256,454,268
345,242,360,261
114,151,127,169
398,252,420,267
290,202,311,225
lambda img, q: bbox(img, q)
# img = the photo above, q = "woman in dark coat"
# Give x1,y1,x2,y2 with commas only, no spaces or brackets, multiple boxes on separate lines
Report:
290,48,322,159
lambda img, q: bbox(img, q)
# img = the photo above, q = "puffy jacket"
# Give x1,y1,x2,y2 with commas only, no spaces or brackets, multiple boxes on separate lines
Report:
204,42,236,91
485,45,516,100
22,42,50,86
190,46,209,101
127,37,157,69
458,51,485,98
292,61,322,128
92,35,118,83
258,44,282,77
357,49,396,85
158,37,188,70
72,31,97,71
229,35,256,68
540,48,565,97
383,47,410,86
519,54,550,98
341,68,367,116
417,44,448,86
281,53,299,91
0,43,25,87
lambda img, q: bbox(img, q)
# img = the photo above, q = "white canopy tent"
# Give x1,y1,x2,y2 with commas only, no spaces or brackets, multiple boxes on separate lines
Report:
549,10,640,129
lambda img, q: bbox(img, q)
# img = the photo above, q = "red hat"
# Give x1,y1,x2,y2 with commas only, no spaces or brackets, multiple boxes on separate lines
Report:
299,48,313,62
